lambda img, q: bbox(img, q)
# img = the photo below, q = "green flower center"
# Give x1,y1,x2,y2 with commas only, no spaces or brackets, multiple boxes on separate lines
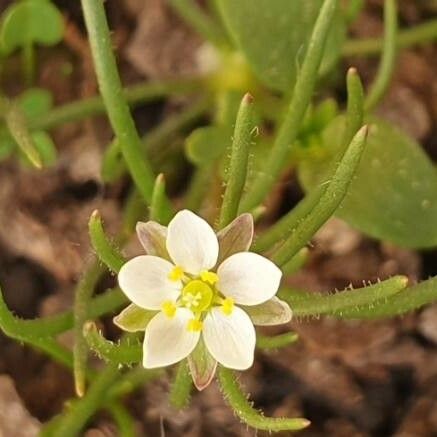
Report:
181,280,213,312
165,266,235,331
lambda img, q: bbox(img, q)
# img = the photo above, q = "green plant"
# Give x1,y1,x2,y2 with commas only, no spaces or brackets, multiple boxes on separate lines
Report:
0,0,436,435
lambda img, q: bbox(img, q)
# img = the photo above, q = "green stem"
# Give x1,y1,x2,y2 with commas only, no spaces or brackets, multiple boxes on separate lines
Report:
102,97,210,184
256,332,298,350
240,0,338,211
219,93,254,227
107,403,136,437
169,360,192,409
29,78,200,131
168,0,229,48
343,18,437,57
50,365,120,437
81,0,171,216
107,367,162,399
271,125,368,266
365,0,398,111
73,260,107,396
89,210,126,273
218,367,310,431
42,368,160,436
22,42,35,86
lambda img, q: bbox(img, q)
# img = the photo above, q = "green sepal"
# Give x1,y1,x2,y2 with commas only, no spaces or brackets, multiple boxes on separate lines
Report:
188,337,217,391
113,303,156,333
242,297,292,326
216,213,253,265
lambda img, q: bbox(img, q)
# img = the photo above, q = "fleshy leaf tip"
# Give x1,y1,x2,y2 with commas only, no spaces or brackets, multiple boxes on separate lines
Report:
243,93,254,104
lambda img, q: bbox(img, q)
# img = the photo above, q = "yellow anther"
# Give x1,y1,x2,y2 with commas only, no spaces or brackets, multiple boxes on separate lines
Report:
162,301,177,318
168,266,184,282
187,318,203,332
221,297,234,316
200,270,219,285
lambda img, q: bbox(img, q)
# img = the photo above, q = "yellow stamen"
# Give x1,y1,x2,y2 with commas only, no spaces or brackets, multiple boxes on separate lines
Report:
221,297,234,316
162,300,177,318
168,266,184,282
187,318,203,332
200,270,219,285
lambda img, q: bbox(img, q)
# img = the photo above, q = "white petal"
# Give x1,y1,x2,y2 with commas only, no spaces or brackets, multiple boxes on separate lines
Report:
143,308,200,368
217,252,282,305
166,210,219,275
203,307,255,370
118,255,181,310
242,297,292,326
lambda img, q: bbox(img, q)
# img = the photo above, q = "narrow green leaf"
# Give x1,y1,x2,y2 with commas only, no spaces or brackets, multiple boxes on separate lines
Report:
341,67,364,149
343,18,437,57
81,0,171,217
256,332,298,350
219,93,255,227
272,125,368,266
218,367,310,431
73,261,107,396
282,248,309,275
254,69,363,254
5,99,42,168
253,186,325,253
279,275,408,317
169,360,192,409
241,0,339,211
0,289,73,368
83,321,142,364
150,174,169,224
88,210,126,274
365,0,398,111
31,131,57,166
333,276,437,319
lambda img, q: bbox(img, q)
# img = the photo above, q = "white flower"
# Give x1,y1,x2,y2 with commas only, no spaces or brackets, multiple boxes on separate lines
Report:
117,210,291,384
